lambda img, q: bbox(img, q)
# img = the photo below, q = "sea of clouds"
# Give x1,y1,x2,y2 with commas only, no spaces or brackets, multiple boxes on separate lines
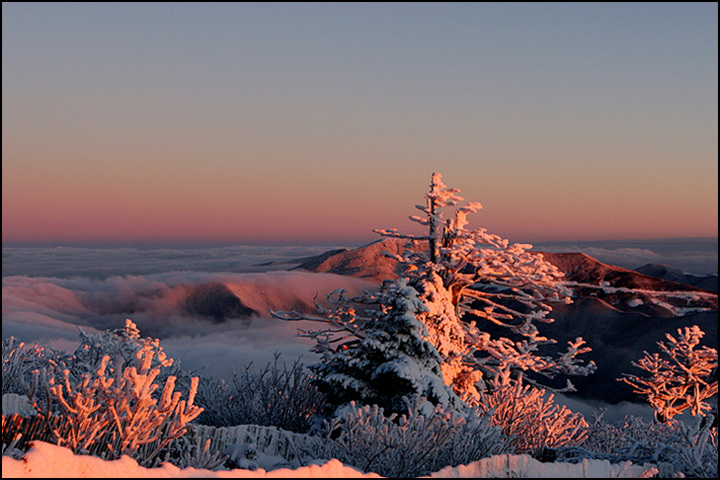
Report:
2,238,716,422
2,244,376,379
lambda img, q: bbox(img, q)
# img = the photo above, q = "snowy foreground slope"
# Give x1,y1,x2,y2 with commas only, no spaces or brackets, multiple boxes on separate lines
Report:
2,441,658,478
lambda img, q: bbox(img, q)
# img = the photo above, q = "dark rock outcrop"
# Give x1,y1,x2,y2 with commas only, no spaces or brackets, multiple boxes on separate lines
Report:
181,283,258,323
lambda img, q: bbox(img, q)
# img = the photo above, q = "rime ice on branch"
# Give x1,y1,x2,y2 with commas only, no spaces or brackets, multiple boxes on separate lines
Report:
619,325,718,423
374,172,595,398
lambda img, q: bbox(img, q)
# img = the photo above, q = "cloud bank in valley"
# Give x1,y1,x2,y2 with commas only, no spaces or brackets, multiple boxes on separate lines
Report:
2,265,375,379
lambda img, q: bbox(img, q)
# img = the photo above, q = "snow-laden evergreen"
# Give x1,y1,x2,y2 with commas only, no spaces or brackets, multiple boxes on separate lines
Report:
273,279,467,417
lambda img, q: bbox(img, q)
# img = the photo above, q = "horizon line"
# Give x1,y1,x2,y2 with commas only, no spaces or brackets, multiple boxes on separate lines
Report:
2,235,718,250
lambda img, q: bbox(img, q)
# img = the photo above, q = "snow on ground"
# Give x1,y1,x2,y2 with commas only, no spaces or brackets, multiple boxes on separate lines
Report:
2,441,658,478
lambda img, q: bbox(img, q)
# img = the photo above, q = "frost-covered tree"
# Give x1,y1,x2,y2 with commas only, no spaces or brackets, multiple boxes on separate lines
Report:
619,325,718,423
274,172,594,420
273,279,467,417
374,172,595,400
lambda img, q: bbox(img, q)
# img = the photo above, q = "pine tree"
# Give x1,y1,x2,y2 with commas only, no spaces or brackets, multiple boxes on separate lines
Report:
274,172,595,414
273,279,466,417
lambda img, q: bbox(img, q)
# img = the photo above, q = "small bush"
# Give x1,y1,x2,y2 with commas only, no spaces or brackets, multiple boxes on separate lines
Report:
195,353,327,434
21,344,203,466
322,395,507,477
474,372,589,453
2,337,69,397
3,320,195,401
573,411,718,478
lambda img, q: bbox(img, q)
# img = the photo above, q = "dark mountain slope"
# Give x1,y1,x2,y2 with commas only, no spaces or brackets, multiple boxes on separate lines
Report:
535,299,717,402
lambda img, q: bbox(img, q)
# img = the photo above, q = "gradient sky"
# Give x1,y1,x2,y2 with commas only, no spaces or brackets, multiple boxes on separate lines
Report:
2,3,718,246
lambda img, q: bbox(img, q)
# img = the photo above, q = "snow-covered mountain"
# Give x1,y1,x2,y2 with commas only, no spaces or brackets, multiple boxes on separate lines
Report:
534,252,717,315
293,238,718,404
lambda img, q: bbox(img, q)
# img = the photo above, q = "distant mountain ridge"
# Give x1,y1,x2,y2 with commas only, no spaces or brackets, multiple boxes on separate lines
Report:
531,252,717,316
634,263,718,292
293,238,718,404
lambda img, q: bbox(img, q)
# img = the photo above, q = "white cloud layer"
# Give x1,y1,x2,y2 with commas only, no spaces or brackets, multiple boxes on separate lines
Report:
2,266,375,379
1,244,349,279
531,237,717,275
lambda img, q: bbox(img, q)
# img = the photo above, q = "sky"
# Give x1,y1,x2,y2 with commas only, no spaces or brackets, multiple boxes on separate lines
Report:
2,2,718,247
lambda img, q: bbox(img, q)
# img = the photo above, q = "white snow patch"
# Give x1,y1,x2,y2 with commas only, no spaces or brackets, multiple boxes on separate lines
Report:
1,441,659,478
627,298,643,308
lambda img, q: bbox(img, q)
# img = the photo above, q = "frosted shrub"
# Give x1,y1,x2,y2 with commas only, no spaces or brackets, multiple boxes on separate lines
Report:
2,413,53,458
153,434,228,470
671,413,717,478
73,319,195,397
2,337,69,396
22,344,203,466
323,395,507,477
474,371,589,453
575,411,717,478
580,410,678,457
195,353,327,433
620,325,718,423
4,320,195,401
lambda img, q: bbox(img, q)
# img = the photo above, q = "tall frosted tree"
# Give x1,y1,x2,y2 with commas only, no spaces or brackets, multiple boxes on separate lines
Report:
274,172,594,414
374,173,595,401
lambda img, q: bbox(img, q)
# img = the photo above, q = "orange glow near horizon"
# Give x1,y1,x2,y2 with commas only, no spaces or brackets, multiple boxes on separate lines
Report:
3,163,717,246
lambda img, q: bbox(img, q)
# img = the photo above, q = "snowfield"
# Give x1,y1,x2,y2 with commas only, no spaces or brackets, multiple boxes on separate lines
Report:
2,440,659,478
